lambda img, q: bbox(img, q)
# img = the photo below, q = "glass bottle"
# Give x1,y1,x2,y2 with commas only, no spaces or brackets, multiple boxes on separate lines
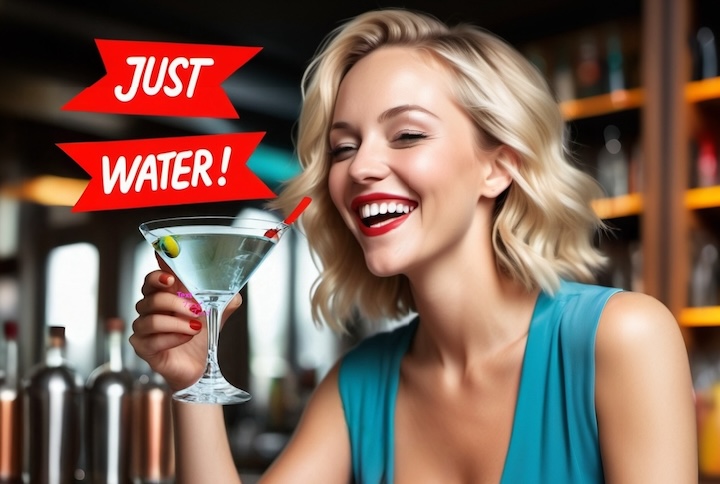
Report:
0,321,22,484
86,318,134,484
23,326,82,484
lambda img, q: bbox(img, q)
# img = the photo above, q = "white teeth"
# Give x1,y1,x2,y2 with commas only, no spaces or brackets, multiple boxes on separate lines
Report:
358,201,415,219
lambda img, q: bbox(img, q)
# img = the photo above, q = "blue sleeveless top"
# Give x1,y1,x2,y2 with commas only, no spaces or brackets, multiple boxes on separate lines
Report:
338,280,622,484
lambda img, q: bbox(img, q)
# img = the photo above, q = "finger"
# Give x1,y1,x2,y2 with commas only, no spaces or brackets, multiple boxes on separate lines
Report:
129,331,195,359
141,269,176,296
136,291,200,319
226,293,243,313
132,312,204,338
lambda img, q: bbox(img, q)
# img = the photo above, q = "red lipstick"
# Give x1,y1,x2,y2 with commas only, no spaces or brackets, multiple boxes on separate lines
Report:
350,193,417,237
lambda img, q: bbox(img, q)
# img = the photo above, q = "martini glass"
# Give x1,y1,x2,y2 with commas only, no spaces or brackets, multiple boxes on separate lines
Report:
139,215,290,405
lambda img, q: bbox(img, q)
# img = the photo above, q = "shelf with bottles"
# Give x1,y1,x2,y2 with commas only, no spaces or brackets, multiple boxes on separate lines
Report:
559,74,720,124
684,65,720,329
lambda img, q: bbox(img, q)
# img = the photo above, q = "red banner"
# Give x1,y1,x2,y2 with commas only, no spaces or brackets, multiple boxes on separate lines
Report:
57,133,276,212
62,39,261,118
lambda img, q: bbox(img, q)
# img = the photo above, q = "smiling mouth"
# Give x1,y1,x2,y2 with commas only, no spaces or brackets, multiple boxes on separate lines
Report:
358,201,416,227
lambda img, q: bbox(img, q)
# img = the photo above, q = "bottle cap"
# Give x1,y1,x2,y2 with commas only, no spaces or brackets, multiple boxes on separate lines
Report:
3,320,18,340
105,317,125,333
48,326,66,347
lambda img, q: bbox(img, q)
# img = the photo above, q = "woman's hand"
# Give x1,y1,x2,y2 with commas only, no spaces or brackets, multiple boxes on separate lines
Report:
130,255,242,392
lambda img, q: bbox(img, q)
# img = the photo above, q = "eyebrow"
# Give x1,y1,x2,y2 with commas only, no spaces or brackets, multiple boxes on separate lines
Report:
330,104,438,132
378,104,438,123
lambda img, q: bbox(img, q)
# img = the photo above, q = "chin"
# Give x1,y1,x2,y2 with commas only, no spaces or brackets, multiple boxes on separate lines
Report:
362,256,404,278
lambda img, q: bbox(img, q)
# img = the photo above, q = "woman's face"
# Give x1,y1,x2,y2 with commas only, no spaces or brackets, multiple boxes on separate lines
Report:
328,46,506,278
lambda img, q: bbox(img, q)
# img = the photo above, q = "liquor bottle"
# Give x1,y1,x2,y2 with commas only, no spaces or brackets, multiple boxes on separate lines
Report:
694,27,718,80
86,318,134,484
690,231,719,308
0,321,22,484
552,47,575,102
697,136,719,188
596,125,629,198
606,30,625,93
130,364,175,484
575,33,604,98
23,326,82,484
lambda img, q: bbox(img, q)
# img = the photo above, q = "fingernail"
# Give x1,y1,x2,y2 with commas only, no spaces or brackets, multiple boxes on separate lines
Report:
189,320,202,331
159,273,172,285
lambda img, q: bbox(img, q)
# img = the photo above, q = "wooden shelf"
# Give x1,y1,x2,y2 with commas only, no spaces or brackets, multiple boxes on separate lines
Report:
686,77,720,104
680,306,720,327
558,76,720,122
686,186,720,210
592,193,643,219
560,88,644,121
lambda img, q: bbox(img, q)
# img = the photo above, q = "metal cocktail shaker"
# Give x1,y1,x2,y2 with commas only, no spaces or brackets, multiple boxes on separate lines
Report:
130,370,175,484
23,326,82,484
86,318,134,484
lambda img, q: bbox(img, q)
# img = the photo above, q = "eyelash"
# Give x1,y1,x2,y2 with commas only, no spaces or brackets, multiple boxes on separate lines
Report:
329,131,428,160
329,145,355,159
394,131,427,142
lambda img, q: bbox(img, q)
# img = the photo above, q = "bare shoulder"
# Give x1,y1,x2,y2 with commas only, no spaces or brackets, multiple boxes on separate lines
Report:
595,290,685,359
594,291,697,483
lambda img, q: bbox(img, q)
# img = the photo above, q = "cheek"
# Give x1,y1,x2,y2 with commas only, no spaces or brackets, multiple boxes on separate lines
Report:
400,145,479,191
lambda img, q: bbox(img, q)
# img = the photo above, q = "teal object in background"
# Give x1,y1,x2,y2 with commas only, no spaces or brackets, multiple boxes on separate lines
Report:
247,144,301,191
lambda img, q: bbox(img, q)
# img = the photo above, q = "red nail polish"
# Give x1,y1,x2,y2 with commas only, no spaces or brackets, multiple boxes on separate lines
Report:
159,273,171,285
189,320,202,331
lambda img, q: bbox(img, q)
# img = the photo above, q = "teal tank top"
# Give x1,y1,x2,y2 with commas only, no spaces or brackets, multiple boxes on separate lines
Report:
338,280,622,483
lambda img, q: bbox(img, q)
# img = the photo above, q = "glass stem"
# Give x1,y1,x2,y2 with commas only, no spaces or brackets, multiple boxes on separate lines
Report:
203,301,226,378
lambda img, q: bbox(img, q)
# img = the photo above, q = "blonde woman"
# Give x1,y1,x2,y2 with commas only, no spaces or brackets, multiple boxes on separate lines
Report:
131,9,697,483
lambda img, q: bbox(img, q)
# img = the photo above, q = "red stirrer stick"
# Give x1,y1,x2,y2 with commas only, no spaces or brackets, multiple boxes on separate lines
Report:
264,196,312,239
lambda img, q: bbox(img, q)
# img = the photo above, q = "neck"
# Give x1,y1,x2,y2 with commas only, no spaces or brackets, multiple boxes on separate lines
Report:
406,229,539,371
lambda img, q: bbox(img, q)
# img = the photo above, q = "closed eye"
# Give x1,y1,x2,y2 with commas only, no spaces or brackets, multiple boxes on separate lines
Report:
329,144,357,162
394,131,427,143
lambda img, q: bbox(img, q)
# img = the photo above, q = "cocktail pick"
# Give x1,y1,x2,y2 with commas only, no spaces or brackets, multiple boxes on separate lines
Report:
264,196,312,239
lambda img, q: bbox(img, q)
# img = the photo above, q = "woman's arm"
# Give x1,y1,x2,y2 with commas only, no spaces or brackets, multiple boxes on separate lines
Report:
172,363,351,484
131,262,351,483
595,291,697,483
173,402,241,483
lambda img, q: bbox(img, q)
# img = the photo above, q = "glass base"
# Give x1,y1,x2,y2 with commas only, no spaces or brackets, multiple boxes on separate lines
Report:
172,376,251,405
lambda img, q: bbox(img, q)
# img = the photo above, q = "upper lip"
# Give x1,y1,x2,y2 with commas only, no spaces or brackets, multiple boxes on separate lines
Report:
350,193,418,213
350,193,417,211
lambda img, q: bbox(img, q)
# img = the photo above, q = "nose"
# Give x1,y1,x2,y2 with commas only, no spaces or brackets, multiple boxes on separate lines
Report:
347,140,391,184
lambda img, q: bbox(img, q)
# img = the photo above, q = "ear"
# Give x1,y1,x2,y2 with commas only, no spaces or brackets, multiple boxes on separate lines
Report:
480,146,518,199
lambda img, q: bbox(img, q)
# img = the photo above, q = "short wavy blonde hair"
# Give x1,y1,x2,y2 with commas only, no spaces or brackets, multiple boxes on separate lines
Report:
273,9,607,332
